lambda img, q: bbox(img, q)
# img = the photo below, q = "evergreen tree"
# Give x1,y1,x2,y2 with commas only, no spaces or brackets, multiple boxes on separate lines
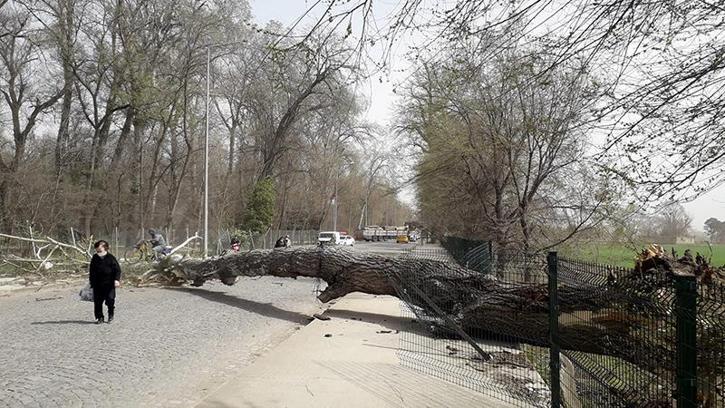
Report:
242,178,276,234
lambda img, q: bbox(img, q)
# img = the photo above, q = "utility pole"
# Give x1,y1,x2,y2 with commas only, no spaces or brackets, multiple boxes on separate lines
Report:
332,187,337,231
365,197,368,226
204,47,210,258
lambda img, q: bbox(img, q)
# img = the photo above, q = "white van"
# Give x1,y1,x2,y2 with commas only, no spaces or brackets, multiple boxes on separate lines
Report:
339,235,355,246
318,231,341,246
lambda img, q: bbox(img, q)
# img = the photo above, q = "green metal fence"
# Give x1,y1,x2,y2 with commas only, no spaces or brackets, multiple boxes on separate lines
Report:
395,238,724,408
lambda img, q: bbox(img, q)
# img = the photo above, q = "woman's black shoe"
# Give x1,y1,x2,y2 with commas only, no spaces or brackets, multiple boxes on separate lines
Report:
95,318,104,324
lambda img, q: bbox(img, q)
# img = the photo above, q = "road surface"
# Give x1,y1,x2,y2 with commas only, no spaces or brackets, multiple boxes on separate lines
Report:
0,242,420,407
0,277,325,407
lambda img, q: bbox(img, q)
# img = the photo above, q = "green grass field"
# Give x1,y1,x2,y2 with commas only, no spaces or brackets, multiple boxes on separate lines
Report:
561,243,725,268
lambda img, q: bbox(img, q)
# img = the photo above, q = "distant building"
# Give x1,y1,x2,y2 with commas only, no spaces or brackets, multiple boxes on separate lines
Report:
675,235,695,244
692,230,708,243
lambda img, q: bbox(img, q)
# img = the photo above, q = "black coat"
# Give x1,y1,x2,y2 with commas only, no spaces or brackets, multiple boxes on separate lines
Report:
89,253,122,288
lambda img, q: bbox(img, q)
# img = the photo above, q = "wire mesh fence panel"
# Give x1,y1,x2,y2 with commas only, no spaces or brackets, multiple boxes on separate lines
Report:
439,237,493,275
395,244,552,407
399,244,458,263
555,257,714,408
494,250,549,284
697,281,725,408
398,237,724,408
216,229,320,253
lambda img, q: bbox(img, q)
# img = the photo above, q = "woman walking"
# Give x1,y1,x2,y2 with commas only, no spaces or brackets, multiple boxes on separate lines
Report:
89,240,122,324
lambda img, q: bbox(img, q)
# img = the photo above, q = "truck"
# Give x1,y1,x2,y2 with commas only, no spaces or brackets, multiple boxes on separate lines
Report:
318,231,341,246
361,225,408,241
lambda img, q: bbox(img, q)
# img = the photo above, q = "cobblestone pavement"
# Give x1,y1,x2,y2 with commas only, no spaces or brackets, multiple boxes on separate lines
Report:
0,276,325,407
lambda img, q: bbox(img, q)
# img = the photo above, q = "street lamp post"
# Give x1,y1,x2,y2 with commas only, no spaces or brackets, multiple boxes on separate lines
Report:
332,172,339,232
204,47,210,258
332,193,337,231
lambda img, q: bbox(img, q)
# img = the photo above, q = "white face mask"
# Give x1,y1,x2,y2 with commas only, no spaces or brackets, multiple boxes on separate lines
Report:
96,249,107,257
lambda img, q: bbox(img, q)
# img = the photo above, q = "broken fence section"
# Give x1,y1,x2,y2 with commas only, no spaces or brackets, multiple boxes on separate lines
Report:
392,238,723,408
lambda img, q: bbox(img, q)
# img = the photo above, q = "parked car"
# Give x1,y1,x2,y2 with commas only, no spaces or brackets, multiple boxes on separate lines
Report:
318,231,341,246
339,235,355,246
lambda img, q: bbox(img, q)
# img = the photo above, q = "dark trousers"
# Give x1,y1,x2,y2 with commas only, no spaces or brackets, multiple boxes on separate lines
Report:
93,285,116,319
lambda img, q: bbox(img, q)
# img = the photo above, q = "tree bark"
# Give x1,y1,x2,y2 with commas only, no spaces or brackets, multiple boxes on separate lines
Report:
160,247,676,374
54,0,77,174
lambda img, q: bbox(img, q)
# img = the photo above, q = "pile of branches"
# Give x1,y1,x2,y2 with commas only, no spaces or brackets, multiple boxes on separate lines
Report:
634,243,725,284
631,244,725,406
124,235,201,286
0,232,93,281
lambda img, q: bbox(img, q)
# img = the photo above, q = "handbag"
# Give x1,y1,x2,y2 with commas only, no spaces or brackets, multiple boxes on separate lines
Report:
79,283,94,302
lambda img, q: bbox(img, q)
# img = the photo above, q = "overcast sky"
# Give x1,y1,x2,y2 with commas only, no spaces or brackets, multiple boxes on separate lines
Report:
250,1,725,233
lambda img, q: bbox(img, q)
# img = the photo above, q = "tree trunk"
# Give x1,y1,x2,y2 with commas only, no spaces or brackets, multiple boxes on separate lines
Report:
161,247,676,374
0,179,9,229
55,66,73,175
259,71,329,180
134,118,146,233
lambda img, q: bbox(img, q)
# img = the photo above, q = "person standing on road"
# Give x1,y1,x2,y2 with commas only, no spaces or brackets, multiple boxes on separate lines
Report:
89,240,122,324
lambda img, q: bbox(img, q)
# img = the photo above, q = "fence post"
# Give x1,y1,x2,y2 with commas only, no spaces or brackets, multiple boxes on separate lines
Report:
487,241,493,273
674,274,697,408
547,251,561,408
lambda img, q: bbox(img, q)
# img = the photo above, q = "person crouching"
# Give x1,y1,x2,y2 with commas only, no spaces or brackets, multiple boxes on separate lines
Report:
89,240,122,324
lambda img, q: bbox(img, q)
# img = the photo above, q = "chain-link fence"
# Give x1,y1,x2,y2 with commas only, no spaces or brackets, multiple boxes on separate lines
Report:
394,237,724,408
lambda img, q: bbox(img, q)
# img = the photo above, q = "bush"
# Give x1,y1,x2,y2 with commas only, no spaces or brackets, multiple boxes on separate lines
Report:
241,177,276,234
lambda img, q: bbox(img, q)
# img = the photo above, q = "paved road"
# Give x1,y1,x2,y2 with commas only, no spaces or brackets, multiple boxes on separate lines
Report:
0,277,325,407
353,240,450,261
0,242,436,407
352,240,416,255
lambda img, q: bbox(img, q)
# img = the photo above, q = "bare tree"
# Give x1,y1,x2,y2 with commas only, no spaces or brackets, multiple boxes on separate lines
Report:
252,33,360,180
399,40,611,253
297,1,725,201
17,0,83,174
0,7,62,228
657,203,692,244
0,0,411,241
356,136,391,230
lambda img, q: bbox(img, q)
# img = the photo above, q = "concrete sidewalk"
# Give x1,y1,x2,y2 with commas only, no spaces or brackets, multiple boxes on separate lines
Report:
198,294,516,408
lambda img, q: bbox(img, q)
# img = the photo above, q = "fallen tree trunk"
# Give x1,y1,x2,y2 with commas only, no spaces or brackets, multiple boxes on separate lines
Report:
157,247,675,373
165,247,653,309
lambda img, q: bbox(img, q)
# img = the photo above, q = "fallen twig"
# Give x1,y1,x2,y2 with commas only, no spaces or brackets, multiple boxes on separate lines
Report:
0,233,49,244
34,245,59,274
169,235,201,256
46,237,89,257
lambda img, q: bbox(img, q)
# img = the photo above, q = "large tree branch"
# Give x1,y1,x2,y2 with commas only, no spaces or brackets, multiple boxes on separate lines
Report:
20,90,64,139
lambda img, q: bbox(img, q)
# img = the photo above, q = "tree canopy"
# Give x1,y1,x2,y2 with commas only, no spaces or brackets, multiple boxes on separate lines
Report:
0,0,411,242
